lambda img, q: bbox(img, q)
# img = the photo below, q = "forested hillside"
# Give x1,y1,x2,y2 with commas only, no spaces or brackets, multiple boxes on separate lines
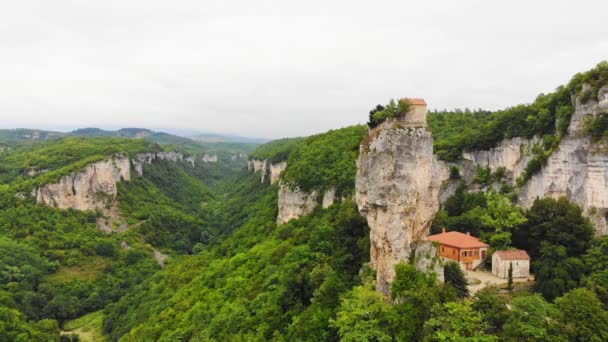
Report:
0,137,253,341
2,63,608,342
428,61,608,162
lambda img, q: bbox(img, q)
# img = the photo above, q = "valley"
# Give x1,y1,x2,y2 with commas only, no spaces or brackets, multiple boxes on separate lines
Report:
1,62,608,341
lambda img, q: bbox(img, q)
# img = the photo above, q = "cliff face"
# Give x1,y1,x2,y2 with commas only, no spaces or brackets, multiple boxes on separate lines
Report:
34,157,132,211
275,184,337,225
248,159,287,185
462,136,539,184
519,88,608,235
247,159,336,224
462,86,608,235
34,151,189,231
355,123,450,292
248,159,270,183
276,184,318,224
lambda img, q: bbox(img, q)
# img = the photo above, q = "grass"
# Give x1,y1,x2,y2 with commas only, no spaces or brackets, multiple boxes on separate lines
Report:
63,310,105,342
47,256,110,283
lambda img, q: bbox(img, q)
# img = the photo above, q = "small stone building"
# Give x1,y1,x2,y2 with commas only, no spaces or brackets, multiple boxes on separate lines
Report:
492,250,530,279
397,98,428,128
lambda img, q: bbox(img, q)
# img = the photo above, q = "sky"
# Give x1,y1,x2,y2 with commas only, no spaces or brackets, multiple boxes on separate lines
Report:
0,1,606,139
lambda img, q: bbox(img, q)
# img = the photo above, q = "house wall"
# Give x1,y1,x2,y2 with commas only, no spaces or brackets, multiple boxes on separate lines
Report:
439,245,488,270
439,245,460,261
492,254,530,279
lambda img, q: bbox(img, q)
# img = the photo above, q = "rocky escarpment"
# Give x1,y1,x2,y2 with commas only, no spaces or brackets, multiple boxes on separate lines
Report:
247,159,338,224
34,157,132,211
461,85,608,235
275,183,337,225
248,159,287,185
356,122,450,293
276,184,318,224
34,151,190,231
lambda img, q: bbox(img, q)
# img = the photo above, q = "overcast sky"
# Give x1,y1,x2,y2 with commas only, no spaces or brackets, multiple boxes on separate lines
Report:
0,1,606,138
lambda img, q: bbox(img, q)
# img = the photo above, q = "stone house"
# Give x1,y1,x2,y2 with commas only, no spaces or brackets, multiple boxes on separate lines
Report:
428,229,489,270
492,250,530,279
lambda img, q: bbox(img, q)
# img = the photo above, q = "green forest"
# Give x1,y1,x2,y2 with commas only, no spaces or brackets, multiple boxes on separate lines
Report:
2,63,608,342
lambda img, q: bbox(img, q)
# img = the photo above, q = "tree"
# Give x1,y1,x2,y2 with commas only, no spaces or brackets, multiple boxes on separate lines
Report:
502,294,562,341
534,244,585,301
423,302,498,341
472,287,509,334
444,262,469,298
554,288,608,341
389,263,457,340
477,192,527,249
332,284,399,342
513,197,594,260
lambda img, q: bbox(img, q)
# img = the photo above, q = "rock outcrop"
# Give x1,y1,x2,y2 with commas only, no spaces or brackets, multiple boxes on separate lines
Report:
460,85,608,235
248,159,270,183
34,151,189,232
248,159,287,185
270,161,287,185
461,137,539,184
34,157,132,211
519,87,608,235
322,188,336,209
276,183,318,224
202,154,218,163
356,122,450,293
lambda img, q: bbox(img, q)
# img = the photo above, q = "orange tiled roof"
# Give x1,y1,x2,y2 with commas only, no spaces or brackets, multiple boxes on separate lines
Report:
404,98,427,106
495,250,530,260
428,231,489,249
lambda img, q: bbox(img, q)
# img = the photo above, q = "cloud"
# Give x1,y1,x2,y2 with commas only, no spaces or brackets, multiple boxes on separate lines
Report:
0,0,606,138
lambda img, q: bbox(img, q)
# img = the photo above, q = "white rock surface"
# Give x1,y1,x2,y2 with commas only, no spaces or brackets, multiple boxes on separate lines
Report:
276,183,318,225
459,85,608,235
248,159,270,183
34,157,131,211
322,188,336,209
202,154,218,163
270,161,287,185
356,123,450,292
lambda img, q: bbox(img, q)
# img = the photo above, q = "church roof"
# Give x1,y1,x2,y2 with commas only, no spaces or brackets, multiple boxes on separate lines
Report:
495,250,530,260
428,230,489,248
404,98,427,106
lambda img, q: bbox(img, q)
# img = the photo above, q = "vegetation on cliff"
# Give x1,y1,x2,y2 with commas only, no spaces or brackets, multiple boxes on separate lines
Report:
281,126,367,196
367,98,412,129
249,137,304,163
429,61,608,162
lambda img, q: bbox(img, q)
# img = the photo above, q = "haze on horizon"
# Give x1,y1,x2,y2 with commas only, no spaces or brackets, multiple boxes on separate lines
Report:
1,0,606,139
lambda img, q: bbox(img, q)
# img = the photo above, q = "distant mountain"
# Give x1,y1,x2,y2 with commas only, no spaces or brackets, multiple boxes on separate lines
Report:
0,128,66,145
189,133,269,144
0,127,262,157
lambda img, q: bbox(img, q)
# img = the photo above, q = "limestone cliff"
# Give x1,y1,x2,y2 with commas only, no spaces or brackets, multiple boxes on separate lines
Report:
202,154,218,163
355,122,450,292
34,157,132,211
248,159,287,185
461,85,608,235
34,151,188,231
276,183,318,224
248,159,270,183
270,161,287,185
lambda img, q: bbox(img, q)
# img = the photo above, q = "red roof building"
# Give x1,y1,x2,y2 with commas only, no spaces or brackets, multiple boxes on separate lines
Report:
403,98,427,106
429,228,489,270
